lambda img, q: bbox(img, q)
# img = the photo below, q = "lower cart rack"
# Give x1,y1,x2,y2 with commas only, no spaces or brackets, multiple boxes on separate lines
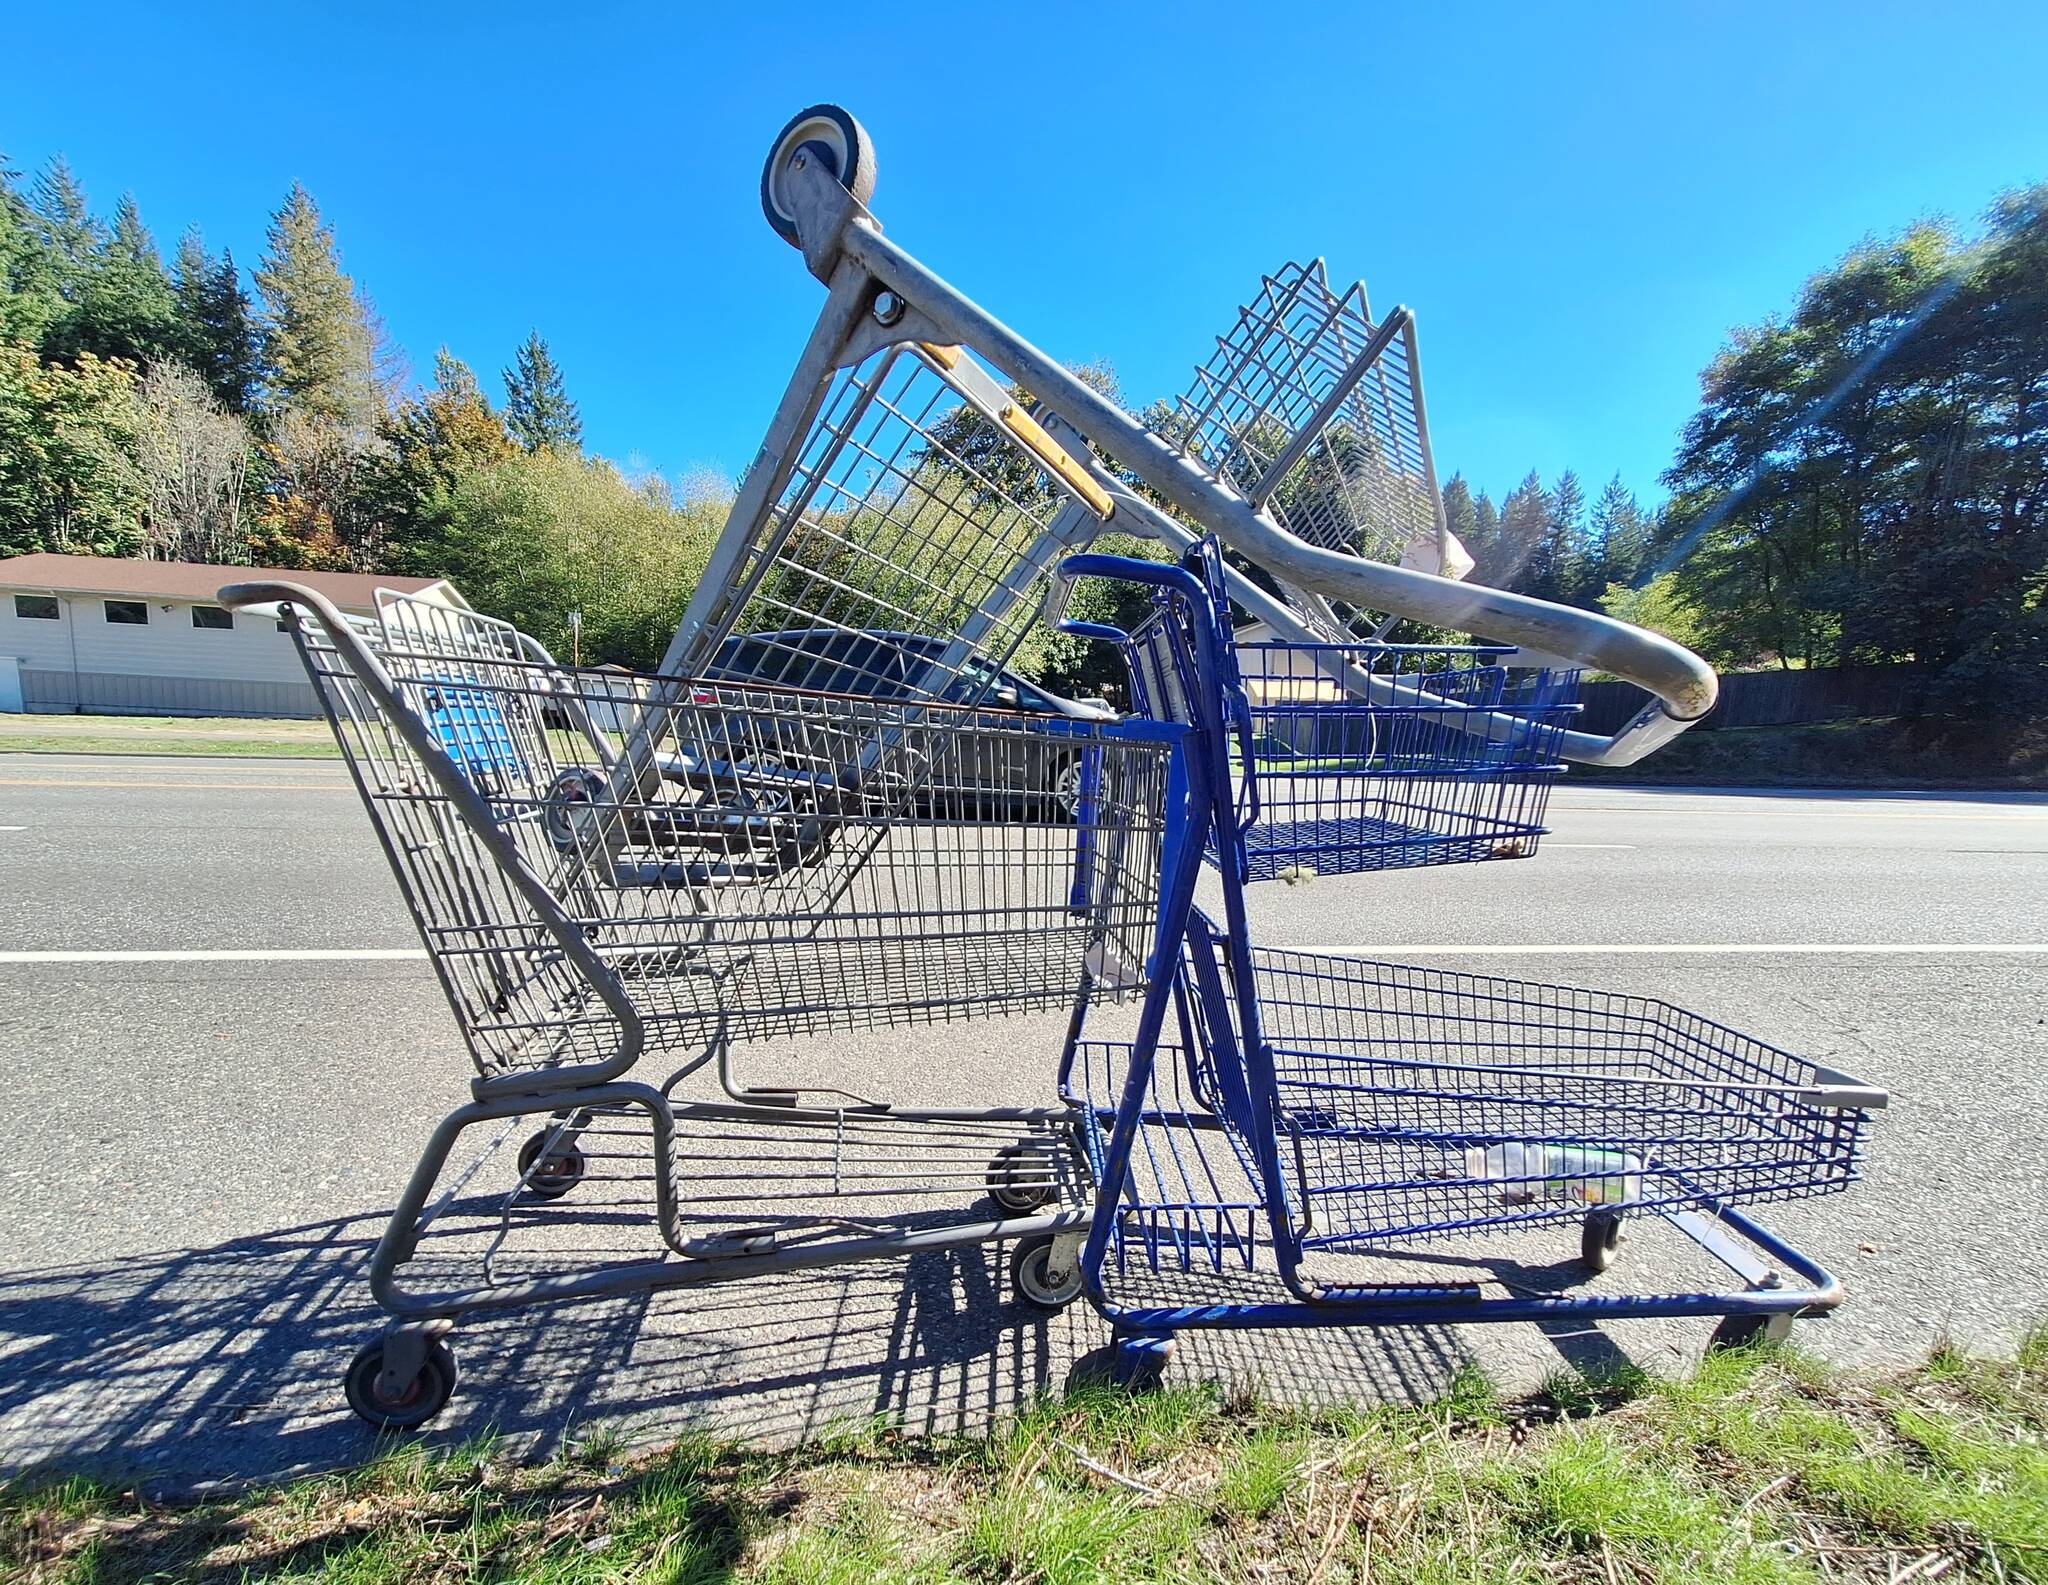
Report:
1069,928,1884,1378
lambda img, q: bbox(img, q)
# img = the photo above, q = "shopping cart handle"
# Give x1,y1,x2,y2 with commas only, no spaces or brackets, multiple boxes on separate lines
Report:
1061,555,1212,612
1056,620,1133,644
1794,1065,1892,1111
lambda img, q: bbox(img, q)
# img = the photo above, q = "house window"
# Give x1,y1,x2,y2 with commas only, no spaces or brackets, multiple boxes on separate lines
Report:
192,605,234,631
12,595,59,620
103,600,148,625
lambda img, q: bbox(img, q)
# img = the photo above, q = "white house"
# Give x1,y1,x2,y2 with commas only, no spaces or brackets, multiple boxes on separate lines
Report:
0,555,467,718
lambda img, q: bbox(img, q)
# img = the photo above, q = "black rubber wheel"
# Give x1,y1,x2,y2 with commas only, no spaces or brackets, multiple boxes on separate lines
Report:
987,1144,1058,1215
518,1130,586,1200
1011,1235,1084,1311
1580,1210,1624,1274
344,1338,457,1430
1707,1313,1794,1353
761,104,877,247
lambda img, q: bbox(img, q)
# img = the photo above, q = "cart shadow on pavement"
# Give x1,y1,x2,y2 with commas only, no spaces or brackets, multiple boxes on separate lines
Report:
0,1205,1590,1493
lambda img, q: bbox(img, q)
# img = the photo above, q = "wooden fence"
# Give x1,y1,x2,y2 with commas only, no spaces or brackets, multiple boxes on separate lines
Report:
1573,664,1931,737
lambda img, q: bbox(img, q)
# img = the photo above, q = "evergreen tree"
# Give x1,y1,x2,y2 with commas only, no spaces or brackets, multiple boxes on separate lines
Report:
359,347,516,574
255,183,374,425
173,230,262,413
0,154,61,344
1536,468,1589,603
1469,488,1502,583
1589,473,1651,584
28,156,99,283
1494,471,1548,590
1440,474,1480,556
60,192,182,367
502,330,582,453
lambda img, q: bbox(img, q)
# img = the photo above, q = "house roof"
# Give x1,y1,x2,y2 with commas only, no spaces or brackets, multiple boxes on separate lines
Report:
0,555,452,612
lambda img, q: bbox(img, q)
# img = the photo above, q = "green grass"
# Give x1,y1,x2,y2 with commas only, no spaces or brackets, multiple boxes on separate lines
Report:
0,712,340,758
5,1329,2044,1583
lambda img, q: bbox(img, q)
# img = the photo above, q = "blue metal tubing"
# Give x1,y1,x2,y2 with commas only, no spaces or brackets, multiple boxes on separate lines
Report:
1059,562,1248,1313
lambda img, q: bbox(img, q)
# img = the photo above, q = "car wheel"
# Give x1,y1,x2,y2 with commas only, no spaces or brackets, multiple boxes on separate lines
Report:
1052,756,1085,820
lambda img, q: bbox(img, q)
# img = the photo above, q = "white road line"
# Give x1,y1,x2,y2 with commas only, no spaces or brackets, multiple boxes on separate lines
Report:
0,826,24,832
1,944,2043,966
0,948,427,963
1303,943,2048,956
0,778,349,792
1540,843,1635,849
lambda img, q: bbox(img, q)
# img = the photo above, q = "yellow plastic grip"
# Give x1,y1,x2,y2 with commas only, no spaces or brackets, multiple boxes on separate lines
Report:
998,401,1115,520
919,343,1115,521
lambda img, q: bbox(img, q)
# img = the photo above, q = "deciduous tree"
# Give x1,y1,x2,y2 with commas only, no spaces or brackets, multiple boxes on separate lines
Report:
125,360,254,563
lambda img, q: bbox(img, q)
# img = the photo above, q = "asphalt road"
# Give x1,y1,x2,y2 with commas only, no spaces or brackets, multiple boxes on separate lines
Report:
1,752,2044,1491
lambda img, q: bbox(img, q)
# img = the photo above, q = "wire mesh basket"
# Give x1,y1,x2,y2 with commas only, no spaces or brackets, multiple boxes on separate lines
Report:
1239,946,1881,1249
1071,925,1880,1294
296,594,1178,1076
675,343,1105,703
1105,553,1582,881
1167,261,1445,598
1227,641,1581,880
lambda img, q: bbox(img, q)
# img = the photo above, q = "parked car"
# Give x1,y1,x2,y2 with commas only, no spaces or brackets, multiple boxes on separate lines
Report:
700,627,1115,816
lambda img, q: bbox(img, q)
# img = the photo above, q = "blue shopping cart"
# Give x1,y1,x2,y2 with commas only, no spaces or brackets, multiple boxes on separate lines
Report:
1054,544,1889,1386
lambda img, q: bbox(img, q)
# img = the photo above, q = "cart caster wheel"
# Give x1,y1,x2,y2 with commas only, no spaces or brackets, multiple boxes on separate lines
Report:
344,1338,457,1430
1707,1313,1794,1354
761,104,877,247
1111,1334,1175,1391
987,1144,1058,1216
518,1131,585,1200
543,768,605,853
1580,1210,1625,1274
1011,1235,1084,1311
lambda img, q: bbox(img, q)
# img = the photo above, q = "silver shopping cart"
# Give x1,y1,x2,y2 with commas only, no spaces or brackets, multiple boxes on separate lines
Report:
221,580,1181,1427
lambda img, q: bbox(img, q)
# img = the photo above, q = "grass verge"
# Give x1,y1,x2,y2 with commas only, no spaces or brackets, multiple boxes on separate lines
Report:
5,1329,2043,1583
0,713,340,759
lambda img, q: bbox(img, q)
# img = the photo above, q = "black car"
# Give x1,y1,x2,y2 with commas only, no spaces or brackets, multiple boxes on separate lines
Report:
700,627,1115,816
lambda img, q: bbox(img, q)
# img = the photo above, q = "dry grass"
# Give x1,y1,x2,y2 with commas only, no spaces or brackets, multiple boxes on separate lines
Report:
5,1327,2043,1583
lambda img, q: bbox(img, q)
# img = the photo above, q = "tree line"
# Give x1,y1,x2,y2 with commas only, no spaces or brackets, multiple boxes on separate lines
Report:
0,154,720,667
1408,186,2046,723
4,149,2042,709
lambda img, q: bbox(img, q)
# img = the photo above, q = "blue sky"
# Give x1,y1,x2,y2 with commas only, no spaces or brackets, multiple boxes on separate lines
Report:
6,2,2045,506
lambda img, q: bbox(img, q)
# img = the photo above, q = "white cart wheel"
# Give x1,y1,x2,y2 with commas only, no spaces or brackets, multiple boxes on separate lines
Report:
760,104,877,247
1011,1235,1084,1310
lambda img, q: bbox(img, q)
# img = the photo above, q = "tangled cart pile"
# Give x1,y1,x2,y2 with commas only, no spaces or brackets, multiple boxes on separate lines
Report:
222,105,1888,1428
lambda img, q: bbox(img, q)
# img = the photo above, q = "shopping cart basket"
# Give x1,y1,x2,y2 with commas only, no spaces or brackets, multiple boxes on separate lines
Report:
221,579,1187,1426
1051,553,1887,1386
1095,538,1584,880
656,103,1717,785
